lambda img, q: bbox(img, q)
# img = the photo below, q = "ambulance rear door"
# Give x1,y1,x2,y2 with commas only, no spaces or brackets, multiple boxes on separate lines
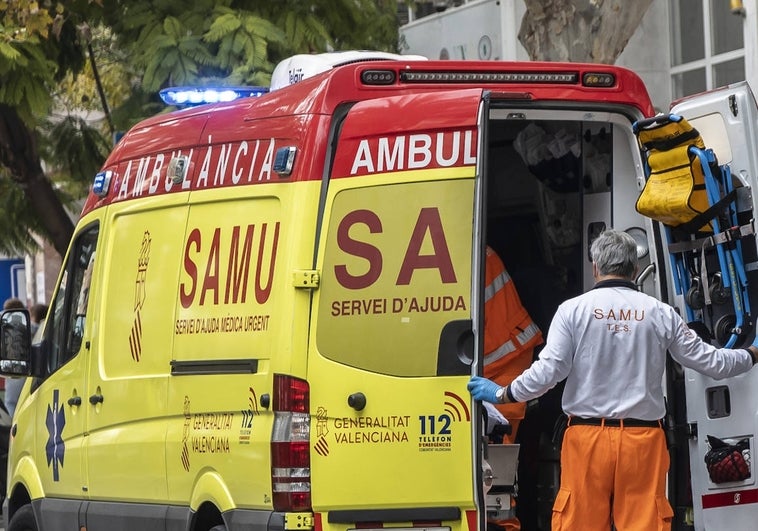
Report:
307,89,486,531
670,81,758,530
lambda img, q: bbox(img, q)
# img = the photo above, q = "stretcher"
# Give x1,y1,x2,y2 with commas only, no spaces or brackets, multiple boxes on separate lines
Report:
633,114,754,347
483,443,520,521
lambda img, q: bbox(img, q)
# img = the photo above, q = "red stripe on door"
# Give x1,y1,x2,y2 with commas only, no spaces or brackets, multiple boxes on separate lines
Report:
702,488,758,509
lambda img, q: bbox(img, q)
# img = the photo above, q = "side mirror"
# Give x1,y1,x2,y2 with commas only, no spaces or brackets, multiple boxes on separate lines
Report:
0,309,32,377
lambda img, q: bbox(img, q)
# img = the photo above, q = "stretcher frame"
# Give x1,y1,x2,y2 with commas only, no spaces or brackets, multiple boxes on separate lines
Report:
634,114,754,347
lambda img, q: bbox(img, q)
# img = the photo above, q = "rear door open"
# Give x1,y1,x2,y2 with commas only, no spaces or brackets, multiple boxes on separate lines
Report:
669,82,758,531
307,89,486,531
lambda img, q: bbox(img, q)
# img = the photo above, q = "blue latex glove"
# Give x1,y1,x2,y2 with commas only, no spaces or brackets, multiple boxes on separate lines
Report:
467,376,501,403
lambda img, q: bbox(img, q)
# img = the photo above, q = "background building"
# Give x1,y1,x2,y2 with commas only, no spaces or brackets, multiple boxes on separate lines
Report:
400,0,755,113
25,236,62,308
0,255,27,305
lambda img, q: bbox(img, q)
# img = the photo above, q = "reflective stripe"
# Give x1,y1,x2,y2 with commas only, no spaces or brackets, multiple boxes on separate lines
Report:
484,339,516,365
484,270,511,303
517,322,540,345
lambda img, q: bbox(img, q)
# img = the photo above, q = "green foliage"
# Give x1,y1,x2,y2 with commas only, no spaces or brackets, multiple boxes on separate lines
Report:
313,0,401,53
57,26,132,115
108,87,164,133
0,0,56,40
0,0,403,255
0,168,46,255
0,41,21,62
45,11,87,82
108,0,400,91
259,6,332,59
41,114,112,193
0,39,56,120
205,7,283,85
140,16,207,91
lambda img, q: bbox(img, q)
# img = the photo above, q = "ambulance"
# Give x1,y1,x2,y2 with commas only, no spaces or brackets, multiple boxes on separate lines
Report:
0,50,756,531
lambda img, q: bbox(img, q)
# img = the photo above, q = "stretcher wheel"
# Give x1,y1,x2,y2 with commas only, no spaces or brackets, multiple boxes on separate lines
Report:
685,285,705,310
709,277,730,306
714,314,737,346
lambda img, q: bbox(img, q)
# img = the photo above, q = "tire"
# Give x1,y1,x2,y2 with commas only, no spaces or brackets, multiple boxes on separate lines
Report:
8,505,38,531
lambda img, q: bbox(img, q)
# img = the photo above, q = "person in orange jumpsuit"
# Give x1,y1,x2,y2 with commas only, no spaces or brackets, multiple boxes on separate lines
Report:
484,246,543,444
483,246,543,531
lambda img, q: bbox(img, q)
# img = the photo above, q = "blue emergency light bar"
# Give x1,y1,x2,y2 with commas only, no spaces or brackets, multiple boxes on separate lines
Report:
159,86,269,106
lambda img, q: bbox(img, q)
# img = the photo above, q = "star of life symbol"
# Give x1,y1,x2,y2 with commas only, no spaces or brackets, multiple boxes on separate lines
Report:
45,389,65,481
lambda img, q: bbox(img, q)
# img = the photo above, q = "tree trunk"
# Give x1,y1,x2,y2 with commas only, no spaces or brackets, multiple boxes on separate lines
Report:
519,0,654,64
0,105,75,257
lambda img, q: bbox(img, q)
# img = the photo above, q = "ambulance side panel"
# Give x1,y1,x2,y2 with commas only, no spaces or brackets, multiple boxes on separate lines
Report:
668,82,758,531
163,112,324,515
79,114,207,516
14,114,209,527
83,191,190,503
307,90,483,531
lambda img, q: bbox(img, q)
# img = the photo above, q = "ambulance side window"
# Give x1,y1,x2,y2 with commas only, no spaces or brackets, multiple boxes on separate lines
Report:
47,224,99,373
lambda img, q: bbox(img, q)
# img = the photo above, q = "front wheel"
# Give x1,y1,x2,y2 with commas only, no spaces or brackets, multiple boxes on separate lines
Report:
8,505,38,531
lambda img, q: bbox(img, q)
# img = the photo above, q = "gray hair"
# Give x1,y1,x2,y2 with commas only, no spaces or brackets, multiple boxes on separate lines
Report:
590,229,638,278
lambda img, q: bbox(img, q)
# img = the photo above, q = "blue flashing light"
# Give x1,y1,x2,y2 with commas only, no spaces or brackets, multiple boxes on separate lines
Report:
92,170,113,197
159,86,269,106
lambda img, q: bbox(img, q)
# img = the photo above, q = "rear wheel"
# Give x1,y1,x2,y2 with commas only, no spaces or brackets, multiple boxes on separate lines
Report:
8,505,38,531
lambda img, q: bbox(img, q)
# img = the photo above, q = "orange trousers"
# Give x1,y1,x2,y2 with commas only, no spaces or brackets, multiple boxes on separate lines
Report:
551,423,674,531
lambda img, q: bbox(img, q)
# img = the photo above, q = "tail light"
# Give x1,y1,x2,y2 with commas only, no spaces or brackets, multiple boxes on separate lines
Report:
271,374,311,511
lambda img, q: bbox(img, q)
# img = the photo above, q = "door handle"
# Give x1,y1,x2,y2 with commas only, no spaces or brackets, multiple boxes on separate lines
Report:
89,393,104,405
635,262,656,290
67,396,82,407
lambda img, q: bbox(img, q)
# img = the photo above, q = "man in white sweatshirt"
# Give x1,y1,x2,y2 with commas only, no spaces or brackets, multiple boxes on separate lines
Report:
469,229,757,531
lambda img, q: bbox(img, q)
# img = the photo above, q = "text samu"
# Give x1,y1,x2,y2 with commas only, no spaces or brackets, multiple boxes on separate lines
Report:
593,308,645,321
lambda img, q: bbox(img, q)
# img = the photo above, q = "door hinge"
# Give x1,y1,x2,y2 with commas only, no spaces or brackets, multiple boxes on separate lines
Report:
284,512,314,530
293,270,320,289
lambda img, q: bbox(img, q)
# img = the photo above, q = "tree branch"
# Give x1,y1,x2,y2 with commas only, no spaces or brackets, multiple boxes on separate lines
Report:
0,104,75,257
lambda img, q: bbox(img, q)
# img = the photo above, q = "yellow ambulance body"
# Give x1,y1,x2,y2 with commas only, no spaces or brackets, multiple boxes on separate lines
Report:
0,52,663,531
